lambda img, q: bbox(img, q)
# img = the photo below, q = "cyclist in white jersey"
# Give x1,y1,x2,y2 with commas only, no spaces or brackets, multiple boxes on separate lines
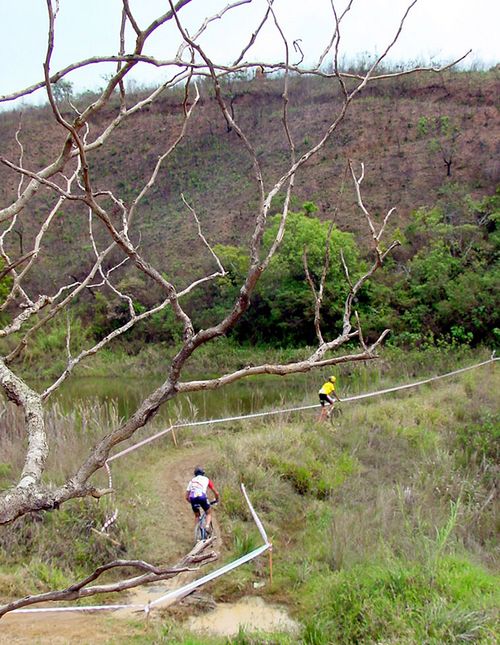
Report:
185,466,220,530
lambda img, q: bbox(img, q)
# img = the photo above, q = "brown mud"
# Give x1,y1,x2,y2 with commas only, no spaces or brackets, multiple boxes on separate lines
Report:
0,446,217,644
1,445,297,643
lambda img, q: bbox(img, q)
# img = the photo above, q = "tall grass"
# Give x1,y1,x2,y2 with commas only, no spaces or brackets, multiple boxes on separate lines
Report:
0,399,136,600
207,362,499,642
300,556,497,644
0,398,123,486
0,348,497,641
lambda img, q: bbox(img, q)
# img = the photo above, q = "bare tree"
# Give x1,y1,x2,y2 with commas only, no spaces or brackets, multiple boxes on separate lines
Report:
0,538,217,617
0,0,468,614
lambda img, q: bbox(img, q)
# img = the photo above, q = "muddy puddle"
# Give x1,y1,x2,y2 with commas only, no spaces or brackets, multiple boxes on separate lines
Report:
185,596,300,637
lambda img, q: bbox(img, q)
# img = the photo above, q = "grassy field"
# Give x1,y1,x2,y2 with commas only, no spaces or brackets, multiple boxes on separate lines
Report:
0,348,498,643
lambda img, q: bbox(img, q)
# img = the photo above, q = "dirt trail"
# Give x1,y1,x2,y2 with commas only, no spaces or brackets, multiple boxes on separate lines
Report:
0,445,220,644
117,445,222,611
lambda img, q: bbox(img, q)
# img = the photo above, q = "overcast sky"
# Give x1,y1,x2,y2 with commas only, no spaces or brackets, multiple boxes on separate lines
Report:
1,0,498,107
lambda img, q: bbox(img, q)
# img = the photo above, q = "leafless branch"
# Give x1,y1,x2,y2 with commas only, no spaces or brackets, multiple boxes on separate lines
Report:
303,222,334,346
0,48,471,107
14,117,26,198
177,339,389,394
0,540,217,618
181,194,226,277
177,0,253,62
0,0,454,534
122,0,141,37
0,161,81,314
232,2,274,66
316,0,354,71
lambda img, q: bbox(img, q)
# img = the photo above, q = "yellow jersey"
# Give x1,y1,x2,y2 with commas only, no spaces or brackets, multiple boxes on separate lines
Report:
319,381,335,395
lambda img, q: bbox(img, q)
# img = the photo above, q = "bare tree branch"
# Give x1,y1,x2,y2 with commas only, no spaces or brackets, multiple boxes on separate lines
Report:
0,540,217,617
316,0,354,71
303,222,334,346
0,0,454,560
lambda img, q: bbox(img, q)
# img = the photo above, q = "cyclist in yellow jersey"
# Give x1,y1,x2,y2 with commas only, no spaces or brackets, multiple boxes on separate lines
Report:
318,375,341,421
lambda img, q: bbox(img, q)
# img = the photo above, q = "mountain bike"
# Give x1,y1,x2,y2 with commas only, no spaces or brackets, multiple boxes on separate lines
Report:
194,500,218,543
326,403,343,427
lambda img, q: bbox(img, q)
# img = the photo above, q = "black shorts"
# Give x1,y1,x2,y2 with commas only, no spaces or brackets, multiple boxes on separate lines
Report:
319,393,333,406
190,495,210,513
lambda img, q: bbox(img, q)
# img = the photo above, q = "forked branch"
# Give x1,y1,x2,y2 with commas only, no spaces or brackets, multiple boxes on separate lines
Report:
0,539,217,617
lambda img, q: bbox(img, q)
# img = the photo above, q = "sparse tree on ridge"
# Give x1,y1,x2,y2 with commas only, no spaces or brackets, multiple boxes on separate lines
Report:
0,0,468,614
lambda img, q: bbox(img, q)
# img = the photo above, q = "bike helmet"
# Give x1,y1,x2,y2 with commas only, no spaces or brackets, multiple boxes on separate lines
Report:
194,466,205,476
329,376,336,383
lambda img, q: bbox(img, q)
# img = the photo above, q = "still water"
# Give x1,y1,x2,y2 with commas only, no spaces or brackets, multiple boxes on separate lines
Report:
51,371,323,425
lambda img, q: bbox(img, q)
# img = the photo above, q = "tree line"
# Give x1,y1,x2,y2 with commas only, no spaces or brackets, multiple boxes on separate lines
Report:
65,186,498,351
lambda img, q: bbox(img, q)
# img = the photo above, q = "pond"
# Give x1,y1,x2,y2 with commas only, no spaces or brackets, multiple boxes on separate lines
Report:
50,370,324,426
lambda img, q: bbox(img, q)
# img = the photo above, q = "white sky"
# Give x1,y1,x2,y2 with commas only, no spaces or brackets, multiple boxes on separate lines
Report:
1,0,498,106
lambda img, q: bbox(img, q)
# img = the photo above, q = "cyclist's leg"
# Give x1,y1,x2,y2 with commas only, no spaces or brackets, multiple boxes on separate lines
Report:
194,515,204,542
200,497,212,530
328,401,342,428
191,498,207,541
318,395,328,421
325,395,335,419
190,499,201,526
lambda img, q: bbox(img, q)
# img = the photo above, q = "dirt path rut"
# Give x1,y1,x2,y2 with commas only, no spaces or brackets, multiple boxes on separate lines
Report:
0,445,221,644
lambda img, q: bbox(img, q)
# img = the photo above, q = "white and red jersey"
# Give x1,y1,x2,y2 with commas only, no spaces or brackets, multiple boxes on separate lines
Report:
186,475,217,498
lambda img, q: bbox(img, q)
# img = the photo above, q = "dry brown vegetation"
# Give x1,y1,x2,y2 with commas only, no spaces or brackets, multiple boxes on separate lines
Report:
0,70,498,292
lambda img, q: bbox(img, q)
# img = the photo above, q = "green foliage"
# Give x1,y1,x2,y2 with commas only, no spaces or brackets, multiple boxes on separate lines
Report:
189,207,360,346
51,79,73,104
417,115,429,137
455,413,500,467
77,281,183,349
1,347,498,641
301,557,498,644
27,560,72,591
227,628,295,644
270,192,301,214
269,450,354,500
231,524,260,558
8,313,92,375
208,358,499,643
0,261,13,308
255,209,358,344
302,201,319,216
0,498,129,595
14,188,498,354
0,462,12,484
371,188,500,347
187,186,499,350
417,115,461,176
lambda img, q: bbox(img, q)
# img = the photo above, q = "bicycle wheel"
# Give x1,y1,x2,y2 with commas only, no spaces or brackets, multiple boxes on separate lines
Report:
329,405,342,427
205,522,215,540
194,516,206,543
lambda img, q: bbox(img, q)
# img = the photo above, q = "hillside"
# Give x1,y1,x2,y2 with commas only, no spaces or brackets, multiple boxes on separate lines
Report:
1,349,498,642
0,70,498,296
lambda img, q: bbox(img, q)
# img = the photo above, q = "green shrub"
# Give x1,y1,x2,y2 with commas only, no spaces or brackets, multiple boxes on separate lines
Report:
300,557,498,644
455,413,499,466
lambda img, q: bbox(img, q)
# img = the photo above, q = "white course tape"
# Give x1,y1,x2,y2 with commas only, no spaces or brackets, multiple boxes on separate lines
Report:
149,543,270,609
11,482,271,616
109,356,498,462
150,479,271,609
9,356,496,616
107,425,175,462
341,357,498,403
12,603,144,614
241,483,269,545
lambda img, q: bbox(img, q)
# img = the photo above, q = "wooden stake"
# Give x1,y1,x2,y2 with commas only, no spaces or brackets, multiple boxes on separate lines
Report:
171,428,178,447
90,527,122,548
269,543,273,586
